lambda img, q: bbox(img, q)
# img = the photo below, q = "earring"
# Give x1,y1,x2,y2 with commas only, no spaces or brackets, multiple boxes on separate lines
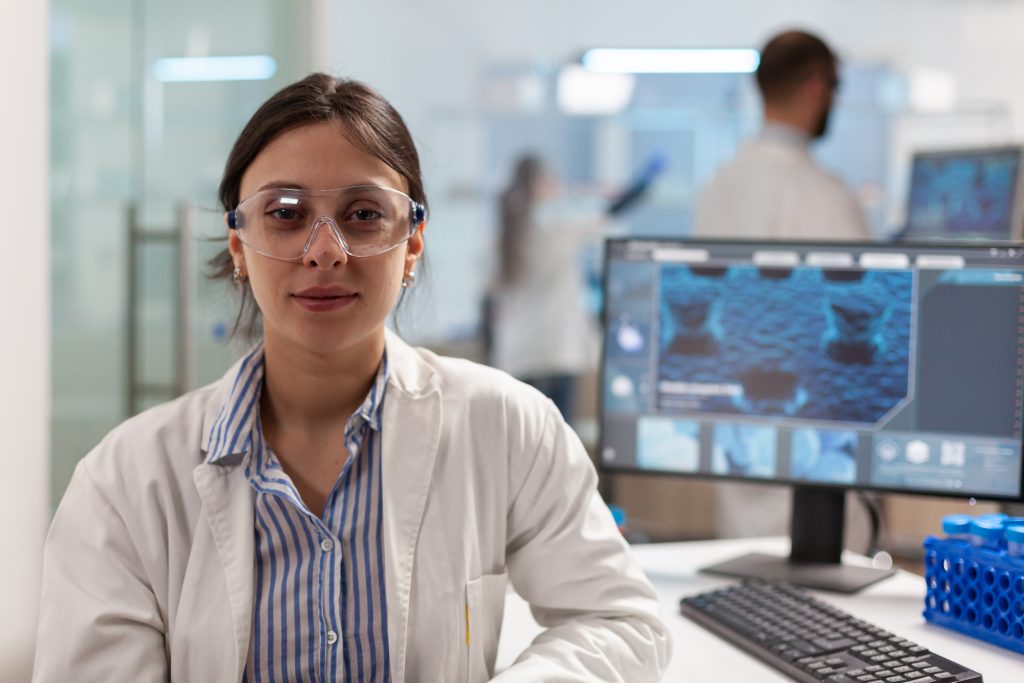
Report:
401,270,416,289
233,265,248,284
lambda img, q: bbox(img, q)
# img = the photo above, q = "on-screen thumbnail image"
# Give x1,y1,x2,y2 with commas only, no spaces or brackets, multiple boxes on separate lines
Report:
711,423,777,478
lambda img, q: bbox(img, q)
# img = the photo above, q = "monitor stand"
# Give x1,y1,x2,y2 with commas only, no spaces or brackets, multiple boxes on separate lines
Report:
700,487,896,594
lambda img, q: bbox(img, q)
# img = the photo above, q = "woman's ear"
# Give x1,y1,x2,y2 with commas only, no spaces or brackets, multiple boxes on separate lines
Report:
406,222,425,266
227,215,245,264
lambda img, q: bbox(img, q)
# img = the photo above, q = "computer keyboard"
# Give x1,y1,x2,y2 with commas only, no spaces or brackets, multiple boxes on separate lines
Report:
680,580,983,682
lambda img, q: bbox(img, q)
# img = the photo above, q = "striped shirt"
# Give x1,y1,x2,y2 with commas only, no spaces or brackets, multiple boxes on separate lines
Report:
204,344,390,682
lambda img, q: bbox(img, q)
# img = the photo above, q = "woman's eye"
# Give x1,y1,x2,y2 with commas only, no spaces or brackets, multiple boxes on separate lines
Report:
350,208,383,221
269,208,301,221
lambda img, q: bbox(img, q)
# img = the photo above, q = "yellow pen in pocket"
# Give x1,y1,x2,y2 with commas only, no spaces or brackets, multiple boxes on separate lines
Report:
465,601,471,646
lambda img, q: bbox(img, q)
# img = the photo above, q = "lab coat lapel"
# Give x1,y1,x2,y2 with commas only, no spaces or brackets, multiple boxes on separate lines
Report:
193,461,255,679
380,332,443,681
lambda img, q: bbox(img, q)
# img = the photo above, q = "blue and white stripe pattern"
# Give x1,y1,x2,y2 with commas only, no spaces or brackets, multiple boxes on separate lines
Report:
204,344,390,682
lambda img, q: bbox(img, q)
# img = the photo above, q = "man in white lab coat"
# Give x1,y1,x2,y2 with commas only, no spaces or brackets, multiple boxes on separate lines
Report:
694,30,872,538
695,30,870,242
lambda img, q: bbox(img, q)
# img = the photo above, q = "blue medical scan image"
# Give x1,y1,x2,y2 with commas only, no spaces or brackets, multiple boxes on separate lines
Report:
636,418,701,473
790,428,858,483
711,423,777,478
908,152,1019,238
658,265,913,425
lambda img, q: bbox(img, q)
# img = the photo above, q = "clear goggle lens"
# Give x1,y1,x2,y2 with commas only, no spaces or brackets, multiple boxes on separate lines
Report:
228,185,426,260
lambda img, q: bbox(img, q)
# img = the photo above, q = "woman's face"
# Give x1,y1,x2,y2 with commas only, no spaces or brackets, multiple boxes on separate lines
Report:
228,121,423,359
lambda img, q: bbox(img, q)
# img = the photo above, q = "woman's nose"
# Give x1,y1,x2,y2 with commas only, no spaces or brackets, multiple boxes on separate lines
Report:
303,218,349,267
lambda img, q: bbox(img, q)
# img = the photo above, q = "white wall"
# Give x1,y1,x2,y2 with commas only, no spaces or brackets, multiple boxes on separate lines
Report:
0,1,50,680
322,0,1024,344
327,0,1024,142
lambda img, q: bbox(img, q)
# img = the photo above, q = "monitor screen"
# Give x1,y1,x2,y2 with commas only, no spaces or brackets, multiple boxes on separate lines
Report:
600,238,1024,502
903,146,1024,241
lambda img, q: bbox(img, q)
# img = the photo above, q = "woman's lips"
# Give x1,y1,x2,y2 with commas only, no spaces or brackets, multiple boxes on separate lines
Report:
292,286,357,312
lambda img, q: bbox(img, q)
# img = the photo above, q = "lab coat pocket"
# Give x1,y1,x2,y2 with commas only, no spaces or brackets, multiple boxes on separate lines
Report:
465,572,508,683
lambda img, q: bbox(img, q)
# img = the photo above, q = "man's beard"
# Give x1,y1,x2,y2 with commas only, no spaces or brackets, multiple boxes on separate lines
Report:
812,104,832,139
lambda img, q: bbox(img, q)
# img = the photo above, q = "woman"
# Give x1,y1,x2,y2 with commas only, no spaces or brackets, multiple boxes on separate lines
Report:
33,74,669,682
490,153,662,423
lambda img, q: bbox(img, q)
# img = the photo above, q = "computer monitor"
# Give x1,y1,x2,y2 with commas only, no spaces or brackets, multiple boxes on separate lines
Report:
600,238,1024,592
901,145,1024,242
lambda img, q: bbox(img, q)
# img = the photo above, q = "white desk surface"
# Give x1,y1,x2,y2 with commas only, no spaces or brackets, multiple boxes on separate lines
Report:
497,537,1024,681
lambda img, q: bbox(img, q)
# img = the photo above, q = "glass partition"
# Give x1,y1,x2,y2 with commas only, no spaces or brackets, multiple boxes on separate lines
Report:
50,0,314,504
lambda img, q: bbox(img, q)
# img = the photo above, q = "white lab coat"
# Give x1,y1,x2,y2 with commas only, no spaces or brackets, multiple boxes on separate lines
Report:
694,125,871,242
693,124,871,539
491,202,604,379
33,330,669,682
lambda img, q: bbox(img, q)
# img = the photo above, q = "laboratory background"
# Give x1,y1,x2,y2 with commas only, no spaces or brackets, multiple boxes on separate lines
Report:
5,0,1024,680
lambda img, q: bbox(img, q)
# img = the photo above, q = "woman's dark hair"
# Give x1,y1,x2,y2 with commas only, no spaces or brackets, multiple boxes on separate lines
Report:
497,154,543,287
210,73,428,337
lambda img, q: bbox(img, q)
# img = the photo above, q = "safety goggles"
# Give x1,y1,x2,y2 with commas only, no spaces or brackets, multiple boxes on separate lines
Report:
227,184,427,260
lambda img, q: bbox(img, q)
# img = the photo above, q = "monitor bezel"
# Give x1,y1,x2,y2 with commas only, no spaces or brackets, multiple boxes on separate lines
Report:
598,236,1024,504
902,144,1024,242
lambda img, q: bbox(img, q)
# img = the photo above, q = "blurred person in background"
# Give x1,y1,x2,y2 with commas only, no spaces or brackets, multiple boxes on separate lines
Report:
693,30,872,541
695,29,870,242
489,153,663,424
33,74,669,682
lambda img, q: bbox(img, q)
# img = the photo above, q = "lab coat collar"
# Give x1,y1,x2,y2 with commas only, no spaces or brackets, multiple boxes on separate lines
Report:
382,327,439,398
760,121,811,148
200,351,258,464
192,461,257,677
378,329,443,680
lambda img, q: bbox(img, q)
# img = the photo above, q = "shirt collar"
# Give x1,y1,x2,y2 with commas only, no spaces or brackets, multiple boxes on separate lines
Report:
760,121,811,148
204,343,265,465
203,343,389,465
354,350,389,433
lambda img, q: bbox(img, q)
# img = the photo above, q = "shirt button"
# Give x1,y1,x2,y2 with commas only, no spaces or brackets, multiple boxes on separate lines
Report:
321,538,334,552
326,630,338,645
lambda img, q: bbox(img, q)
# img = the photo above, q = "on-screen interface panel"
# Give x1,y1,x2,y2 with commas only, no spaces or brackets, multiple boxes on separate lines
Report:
600,238,1024,501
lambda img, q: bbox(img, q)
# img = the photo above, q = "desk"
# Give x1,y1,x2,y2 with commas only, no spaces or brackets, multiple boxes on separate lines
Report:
497,537,1023,681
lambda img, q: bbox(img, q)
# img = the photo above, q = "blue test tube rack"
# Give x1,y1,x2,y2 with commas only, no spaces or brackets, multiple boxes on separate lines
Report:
922,536,1024,655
